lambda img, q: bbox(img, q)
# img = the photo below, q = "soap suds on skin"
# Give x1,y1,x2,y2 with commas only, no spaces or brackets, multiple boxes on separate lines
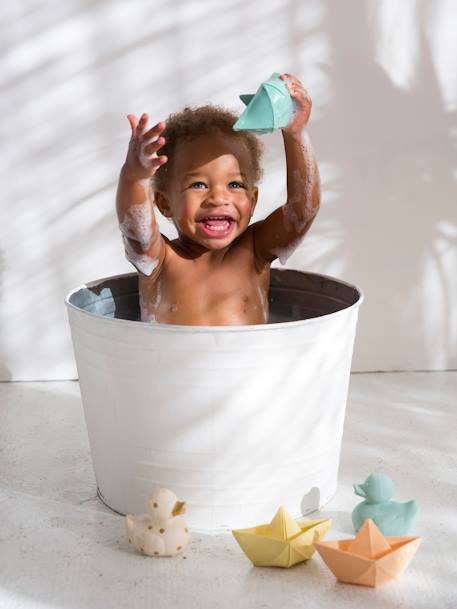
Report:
139,291,152,322
119,183,161,276
139,136,158,170
119,197,154,251
284,132,318,230
257,285,269,322
275,132,319,265
123,235,159,276
140,278,162,323
271,236,303,266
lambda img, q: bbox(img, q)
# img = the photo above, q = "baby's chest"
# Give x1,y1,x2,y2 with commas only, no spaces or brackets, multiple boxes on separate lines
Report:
165,260,264,306
139,253,270,324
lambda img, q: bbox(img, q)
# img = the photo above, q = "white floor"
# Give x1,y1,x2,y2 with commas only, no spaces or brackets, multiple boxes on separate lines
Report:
0,372,456,609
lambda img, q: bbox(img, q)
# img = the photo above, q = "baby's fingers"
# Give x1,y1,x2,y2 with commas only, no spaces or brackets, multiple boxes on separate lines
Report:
136,113,149,137
139,154,168,172
281,74,308,97
142,121,166,143
143,136,166,156
291,85,311,104
127,114,139,136
127,112,149,138
280,73,302,87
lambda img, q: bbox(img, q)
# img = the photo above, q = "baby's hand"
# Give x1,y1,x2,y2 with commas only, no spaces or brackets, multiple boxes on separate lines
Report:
280,74,312,134
124,113,167,180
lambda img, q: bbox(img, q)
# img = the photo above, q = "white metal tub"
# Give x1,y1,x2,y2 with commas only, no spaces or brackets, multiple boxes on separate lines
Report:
65,269,363,531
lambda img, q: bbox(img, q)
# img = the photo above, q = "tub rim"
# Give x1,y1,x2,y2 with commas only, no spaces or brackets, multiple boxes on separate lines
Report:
64,269,364,333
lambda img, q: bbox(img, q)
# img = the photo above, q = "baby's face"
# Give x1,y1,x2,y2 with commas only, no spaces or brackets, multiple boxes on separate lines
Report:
157,133,258,250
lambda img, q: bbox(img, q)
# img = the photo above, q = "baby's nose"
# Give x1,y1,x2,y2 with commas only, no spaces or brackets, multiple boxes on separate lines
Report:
206,188,230,206
205,198,230,207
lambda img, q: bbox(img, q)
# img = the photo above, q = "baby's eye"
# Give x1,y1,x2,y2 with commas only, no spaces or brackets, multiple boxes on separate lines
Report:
189,181,207,189
228,181,245,189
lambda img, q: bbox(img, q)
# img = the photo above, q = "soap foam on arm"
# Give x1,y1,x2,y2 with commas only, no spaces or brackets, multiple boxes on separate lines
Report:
116,171,164,277
253,129,321,267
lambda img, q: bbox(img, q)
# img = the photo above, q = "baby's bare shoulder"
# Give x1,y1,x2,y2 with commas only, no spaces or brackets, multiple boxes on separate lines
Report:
233,225,270,271
226,226,264,263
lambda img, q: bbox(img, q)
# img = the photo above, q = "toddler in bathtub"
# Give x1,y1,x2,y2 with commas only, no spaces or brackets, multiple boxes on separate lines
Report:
116,73,320,325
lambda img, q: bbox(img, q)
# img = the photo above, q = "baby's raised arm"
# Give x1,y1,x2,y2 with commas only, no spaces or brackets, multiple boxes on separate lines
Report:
116,114,167,276
252,74,321,265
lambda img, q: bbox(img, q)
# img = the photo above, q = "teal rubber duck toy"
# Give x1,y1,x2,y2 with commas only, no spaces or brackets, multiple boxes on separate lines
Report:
352,473,417,536
233,72,296,134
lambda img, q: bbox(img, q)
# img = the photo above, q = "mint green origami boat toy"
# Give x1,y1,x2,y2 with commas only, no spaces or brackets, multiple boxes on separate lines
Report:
233,72,296,134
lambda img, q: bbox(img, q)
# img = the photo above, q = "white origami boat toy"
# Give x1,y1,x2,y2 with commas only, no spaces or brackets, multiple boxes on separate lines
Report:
234,72,296,134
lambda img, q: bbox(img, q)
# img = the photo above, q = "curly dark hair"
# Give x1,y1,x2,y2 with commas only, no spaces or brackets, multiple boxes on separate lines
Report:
153,105,263,191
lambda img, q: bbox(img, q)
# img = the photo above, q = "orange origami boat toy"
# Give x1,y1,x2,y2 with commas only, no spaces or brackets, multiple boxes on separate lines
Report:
315,519,421,587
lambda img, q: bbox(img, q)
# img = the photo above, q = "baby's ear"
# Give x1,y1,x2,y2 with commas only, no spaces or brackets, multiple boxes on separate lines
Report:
154,191,173,219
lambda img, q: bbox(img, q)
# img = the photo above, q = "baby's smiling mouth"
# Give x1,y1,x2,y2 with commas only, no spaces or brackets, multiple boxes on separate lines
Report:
197,215,235,232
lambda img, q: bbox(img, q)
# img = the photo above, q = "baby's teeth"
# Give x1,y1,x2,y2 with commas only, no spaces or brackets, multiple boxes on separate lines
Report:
206,222,229,231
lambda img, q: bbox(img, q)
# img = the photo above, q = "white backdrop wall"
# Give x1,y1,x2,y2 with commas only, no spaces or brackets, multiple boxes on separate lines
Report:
1,0,456,380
